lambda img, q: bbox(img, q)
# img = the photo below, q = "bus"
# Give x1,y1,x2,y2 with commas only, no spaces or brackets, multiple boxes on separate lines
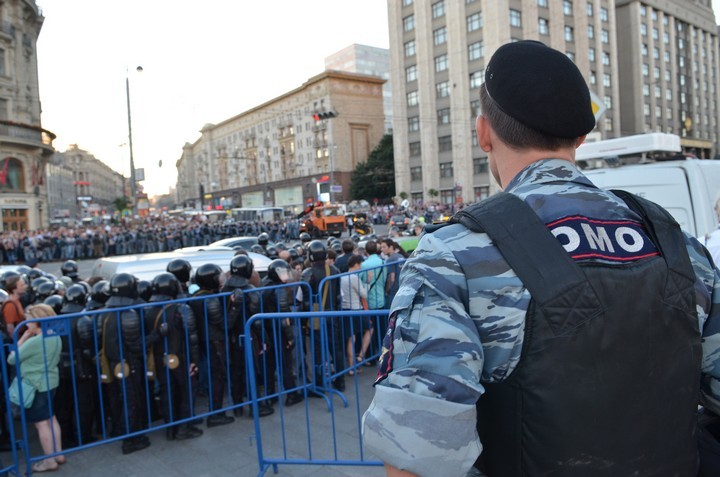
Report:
576,133,683,169
230,207,284,223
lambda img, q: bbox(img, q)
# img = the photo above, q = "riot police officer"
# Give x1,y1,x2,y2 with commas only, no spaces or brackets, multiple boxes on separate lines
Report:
221,255,269,417
60,260,81,283
101,273,151,454
166,259,192,295
190,263,234,427
147,273,203,441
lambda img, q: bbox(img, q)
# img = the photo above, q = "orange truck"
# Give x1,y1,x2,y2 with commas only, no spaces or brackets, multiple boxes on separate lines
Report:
298,202,346,238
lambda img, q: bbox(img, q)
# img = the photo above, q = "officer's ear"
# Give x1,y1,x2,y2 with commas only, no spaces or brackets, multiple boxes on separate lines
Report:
477,115,492,153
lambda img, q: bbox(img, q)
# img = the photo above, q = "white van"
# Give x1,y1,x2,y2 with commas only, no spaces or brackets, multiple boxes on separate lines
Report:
90,248,272,282
585,160,720,238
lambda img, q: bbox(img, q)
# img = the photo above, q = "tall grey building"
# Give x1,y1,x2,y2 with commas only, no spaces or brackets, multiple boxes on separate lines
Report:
388,0,718,207
325,44,393,133
0,0,55,231
616,0,719,157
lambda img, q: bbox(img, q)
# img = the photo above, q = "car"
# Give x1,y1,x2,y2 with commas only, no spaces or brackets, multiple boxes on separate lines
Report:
431,211,453,224
388,214,412,231
90,248,272,282
208,236,259,250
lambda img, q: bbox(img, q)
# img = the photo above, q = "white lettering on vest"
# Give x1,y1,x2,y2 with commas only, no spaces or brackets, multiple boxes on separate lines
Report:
551,226,580,252
581,223,615,253
615,226,644,252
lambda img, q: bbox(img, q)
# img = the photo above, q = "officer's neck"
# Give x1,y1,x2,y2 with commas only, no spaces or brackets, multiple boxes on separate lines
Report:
493,142,582,190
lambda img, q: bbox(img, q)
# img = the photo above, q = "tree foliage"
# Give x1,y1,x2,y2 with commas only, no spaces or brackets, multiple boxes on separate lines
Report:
350,134,395,202
114,196,130,213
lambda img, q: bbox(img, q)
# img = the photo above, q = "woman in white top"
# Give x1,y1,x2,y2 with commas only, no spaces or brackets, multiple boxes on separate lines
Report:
340,255,369,375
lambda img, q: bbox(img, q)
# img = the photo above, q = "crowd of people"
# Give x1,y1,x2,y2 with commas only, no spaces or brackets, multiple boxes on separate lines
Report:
0,233,407,472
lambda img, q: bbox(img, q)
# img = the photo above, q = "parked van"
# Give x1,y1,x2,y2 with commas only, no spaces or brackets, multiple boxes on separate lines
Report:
90,247,272,282
584,160,720,238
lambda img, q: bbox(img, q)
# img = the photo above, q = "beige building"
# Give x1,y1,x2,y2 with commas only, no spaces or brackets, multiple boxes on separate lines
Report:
176,70,385,214
0,0,54,231
388,0,623,206
616,0,719,157
49,145,125,219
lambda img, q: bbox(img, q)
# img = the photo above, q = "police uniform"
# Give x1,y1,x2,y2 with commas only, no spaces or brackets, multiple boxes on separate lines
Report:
362,41,720,477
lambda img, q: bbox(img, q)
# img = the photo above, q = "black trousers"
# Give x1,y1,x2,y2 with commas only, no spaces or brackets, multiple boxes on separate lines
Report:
55,375,96,446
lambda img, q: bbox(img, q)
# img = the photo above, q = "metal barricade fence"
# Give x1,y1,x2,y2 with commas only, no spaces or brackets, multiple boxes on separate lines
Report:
0,260,401,475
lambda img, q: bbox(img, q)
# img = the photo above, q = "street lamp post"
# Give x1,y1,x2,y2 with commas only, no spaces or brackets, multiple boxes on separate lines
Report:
125,66,143,217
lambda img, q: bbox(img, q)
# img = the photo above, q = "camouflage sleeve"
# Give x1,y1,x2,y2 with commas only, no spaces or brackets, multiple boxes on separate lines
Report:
691,235,720,414
363,225,524,476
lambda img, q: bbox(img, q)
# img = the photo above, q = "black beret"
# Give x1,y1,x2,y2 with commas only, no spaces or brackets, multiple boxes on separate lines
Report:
484,40,595,138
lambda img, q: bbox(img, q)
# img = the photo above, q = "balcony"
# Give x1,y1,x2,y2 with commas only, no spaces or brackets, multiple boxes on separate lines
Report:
0,119,55,155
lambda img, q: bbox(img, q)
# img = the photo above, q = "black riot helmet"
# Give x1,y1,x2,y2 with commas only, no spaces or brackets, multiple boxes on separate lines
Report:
350,233,360,243
250,244,266,256
194,263,222,291
31,276,52,292
150,272,180,302
136,280,153,302
257,233,270,246
307,240,327,262
166,258,192,284
26,269,43,281
267,259,292,284
299,232,312,244
265,246,279,260
106,272,138,307
288,248,299,260
0,270,20,291
35,281,56,302
61,260,79,279
229,255,254,279
64,284,88,306
90,280,111,304
43,295,64,315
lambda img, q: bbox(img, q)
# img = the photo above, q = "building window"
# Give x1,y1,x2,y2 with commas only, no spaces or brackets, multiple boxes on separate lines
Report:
603,73,611,87
440,161,453,177
563,0,572,15
402,0,413,5
474,186,490,201
439,136,452,152
539,18,549,35
410,166,422,181
644,103,650,116
405,64,418,82
437,108,451,124
590,71,596,84
436,81,450,98
653,47,659,60
434,27,447,46
652,27,659,41
404,40,416,57
471,128,478,146
538,0,548,7
651,9,658,21
587,1,593,16
409,141,421,156
510,9,522,28
432,0,445,19
663,32,669,44
468,41,483,61
408,116,420,132
469,70,484,88
605,117,613,131
654,85,661,99
643,84,650,96
600,7,608,22
440,189,455,205
403,15,415,32
0,158,24,192
467,12,482,32
470,99,481,117
473,157,488,174
435,54,448,72
589,47,595,62
564,26,574,42
602,51,610,66
641,24,647,36
0,49,5,76
588,25,595,39
641,43,648,56
604,95,612,109
601,29,609,44
407,90,419,107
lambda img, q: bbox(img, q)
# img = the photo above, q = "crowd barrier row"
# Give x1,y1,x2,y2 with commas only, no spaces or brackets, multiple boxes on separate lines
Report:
0,261,401,476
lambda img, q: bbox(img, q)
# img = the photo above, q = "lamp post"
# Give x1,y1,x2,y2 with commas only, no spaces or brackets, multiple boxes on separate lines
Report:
125,66,143,217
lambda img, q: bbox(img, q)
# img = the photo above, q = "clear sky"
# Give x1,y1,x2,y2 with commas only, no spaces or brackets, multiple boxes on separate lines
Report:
35,0,390,198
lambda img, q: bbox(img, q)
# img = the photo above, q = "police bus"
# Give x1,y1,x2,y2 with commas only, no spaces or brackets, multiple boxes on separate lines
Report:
230,207,284,223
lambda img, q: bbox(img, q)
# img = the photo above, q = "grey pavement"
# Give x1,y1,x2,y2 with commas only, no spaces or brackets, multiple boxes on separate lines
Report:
10,370,385,477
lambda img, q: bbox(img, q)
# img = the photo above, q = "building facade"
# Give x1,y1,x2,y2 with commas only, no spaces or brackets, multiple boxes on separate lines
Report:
175,70,385,214
325,44,394,133
0,0,54,231
616,0,719,157
388,0,720,207
47,145,125,221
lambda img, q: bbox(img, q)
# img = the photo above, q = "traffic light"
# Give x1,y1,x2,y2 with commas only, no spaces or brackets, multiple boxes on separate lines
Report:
312,111,338,121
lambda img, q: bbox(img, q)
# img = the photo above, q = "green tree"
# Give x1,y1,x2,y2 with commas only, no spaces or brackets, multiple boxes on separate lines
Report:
350,134,395,202
113,196,130,214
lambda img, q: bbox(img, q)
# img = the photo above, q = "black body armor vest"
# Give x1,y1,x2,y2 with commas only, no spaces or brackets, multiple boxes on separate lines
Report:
453,191,700,477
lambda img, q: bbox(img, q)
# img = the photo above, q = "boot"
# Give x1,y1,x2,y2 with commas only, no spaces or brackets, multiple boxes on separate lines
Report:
121,436,151,455
206,413,235,428
165,426,177,441
175,424,203,440
285,392,303,407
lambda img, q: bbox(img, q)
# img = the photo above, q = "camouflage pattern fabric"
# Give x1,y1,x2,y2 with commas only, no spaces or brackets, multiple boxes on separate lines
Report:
362,159,720,477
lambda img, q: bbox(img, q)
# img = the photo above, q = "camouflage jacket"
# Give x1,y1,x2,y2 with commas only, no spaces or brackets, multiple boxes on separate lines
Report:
362,159,720,477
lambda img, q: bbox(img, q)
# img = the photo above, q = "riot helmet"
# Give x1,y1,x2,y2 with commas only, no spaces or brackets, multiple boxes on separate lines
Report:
136,280,153,302
166,258,192,284
150,273,180,302
44,295,64,315
299,232,312,244
64,284,88,306
307,240,327,262
267,259,292,284
288,248,299,260
257,233,270,246
350,234,360,243
31,276,52,292
265,246,279,260
90,280,111,304
229,255,254,279
61,260,79,279
194,263,222,291
26,269,43,281
250,244,266,255
274,242,287,251
35,281,56,302
106,272,138,307
0,271,20,291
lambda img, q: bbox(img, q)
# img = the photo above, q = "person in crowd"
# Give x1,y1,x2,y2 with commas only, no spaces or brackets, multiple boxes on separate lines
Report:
8,304,64,473
363,40,720,477
2,274,27,337
166,258,192,296
339,255,368,376
60,261,81,284
334,240,356,274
